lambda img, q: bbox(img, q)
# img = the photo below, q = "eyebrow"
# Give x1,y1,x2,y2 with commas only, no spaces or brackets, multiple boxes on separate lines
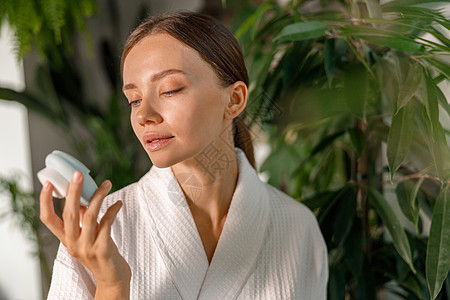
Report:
122,69,187,92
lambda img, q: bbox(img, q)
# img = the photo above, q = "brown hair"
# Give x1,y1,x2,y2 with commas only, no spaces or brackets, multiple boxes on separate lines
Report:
121,11,255,168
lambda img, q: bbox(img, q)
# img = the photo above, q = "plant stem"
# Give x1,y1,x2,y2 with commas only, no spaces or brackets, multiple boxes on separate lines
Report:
357,120,371,256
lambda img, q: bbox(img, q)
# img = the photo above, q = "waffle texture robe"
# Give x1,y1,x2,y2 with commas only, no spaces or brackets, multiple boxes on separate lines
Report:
47,148,328,299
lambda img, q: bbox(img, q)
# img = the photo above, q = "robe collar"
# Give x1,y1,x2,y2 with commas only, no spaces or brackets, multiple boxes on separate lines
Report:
137,148,270,300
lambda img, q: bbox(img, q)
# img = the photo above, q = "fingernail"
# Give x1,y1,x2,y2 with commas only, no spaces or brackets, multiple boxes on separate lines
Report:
43,182,51,190
72,171,82,183
102,180,111,189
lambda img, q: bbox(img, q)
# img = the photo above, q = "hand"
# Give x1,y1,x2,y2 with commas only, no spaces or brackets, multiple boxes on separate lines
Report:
40,171,131,299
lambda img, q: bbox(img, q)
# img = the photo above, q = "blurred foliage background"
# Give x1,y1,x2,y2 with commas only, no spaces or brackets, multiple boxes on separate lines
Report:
1,0,149,291
1,0,450,299
234,0,450,299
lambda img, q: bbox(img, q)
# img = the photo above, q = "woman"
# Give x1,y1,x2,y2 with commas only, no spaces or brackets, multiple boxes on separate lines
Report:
40,12,328,299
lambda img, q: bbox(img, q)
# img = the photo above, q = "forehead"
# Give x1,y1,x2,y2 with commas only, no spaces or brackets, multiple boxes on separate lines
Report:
122,33,210,82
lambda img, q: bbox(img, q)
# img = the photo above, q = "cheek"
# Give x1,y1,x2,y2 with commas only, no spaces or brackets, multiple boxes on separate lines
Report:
191,107,225,141
165,104,212,143
130,113,141,140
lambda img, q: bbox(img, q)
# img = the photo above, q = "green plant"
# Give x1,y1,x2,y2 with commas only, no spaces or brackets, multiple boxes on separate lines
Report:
0,1,150,295
236,0,450,298
0,0,96,58
0,0,149,191
0,175,51,284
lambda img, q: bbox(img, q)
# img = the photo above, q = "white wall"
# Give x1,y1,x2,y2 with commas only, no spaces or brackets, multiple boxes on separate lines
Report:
0,25,41,300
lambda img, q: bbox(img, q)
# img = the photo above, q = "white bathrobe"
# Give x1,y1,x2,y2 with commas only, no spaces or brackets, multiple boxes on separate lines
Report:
48,148,328,299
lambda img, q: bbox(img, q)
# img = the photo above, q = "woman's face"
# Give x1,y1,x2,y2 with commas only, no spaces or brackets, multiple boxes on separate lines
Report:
122,33,232,168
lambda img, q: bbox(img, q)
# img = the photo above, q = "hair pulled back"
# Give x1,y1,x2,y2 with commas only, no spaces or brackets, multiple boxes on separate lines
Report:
121,12,255,168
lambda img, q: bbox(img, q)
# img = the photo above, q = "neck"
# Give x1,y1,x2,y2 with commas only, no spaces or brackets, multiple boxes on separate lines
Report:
170,141,239,227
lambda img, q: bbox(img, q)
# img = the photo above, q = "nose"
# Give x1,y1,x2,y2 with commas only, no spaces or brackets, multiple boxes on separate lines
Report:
136,99,163,125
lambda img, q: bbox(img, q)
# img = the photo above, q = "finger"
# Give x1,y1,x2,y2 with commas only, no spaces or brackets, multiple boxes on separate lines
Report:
97,201,123,239
86,180,112,216
63,171,83,241
79,206,87,225
39,182,64,241
80,180,112,244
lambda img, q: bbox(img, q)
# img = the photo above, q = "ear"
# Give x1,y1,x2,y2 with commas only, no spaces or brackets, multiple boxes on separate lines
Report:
224,81,247,120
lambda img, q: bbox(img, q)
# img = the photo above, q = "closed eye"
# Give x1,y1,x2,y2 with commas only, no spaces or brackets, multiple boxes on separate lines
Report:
161,87,184,97
128,99,142,107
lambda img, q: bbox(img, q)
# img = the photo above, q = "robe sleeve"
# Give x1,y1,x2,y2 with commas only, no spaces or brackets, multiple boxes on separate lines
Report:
317,235,329,299
311,212,329,299
47,243,96,300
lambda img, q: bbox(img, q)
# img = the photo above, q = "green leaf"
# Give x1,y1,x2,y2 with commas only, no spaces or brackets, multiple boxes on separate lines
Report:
429,27,450,49
363,36,425,53
328,268,346,300
435,18,450,36
317,186,349,224
344,66,368,120
235,1,274,40
274,21,328,42
437,87,450,120
42,0,66,43
324,38,335,86
423,72,439,128
260,138,303,191
445,276,450,298
376,56,399,111
275,87,347,128
344,217,364,279
365,0,382,19
293,130,346,175
384,0,450,6
354,257,376,300
311,130,346,156
422,74,450,181
396,178,424,231
302,190,336,210
399,273,422,299
328,247,345,269
423,57,450,82
345,38,375,80
396,62,422,110
338,26,425,53
426,184,450,299
430,122,450,182
369,188,416,273
332,187,356,246
310,149,337,189
417,105,450,182
317,186,356,250
387,99,417,180
348,128,366,158
247,51,274,98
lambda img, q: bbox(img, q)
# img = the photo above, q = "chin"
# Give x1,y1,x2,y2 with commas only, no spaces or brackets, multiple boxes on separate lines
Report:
147,153,177,169
146,146,204,170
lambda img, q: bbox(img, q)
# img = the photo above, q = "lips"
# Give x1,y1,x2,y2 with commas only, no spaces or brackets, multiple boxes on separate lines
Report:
143,133,174,152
